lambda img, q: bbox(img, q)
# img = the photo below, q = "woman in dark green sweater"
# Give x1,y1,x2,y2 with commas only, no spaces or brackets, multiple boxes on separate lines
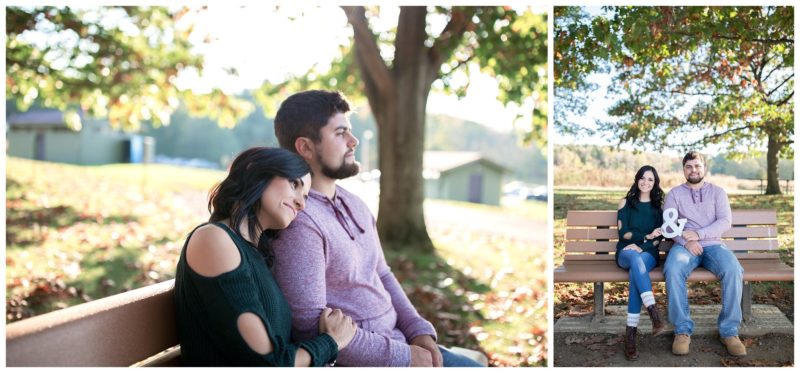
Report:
174,147,356,366
616,165,668,361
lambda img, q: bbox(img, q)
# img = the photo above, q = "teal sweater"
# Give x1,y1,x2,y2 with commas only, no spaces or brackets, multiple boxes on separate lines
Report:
616,201,663,268
174,222,338,366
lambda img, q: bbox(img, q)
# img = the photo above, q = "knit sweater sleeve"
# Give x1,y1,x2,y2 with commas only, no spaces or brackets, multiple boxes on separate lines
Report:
617,205,645,242
272,213,412,367
375,233,437,342
185,265,338,366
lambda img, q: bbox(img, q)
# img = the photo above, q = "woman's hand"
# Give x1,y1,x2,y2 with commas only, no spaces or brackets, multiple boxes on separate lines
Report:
646,227,662,240
318,308,357,351
623,244,642,253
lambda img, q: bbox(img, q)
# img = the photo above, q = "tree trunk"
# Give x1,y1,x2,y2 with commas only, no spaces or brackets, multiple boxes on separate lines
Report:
374,80,435,253
765,131,782,195
344,6,436,253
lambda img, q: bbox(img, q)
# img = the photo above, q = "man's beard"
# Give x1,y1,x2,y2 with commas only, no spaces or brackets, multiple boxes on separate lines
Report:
318,153,360,179
686,174,704,184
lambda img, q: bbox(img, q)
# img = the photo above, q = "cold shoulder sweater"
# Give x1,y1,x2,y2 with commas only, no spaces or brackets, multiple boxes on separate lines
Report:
174,222,338,366
616,201,663,267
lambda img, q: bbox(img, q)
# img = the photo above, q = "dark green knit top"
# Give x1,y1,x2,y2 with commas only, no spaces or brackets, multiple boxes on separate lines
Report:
174,222,338,366
616,201,663,268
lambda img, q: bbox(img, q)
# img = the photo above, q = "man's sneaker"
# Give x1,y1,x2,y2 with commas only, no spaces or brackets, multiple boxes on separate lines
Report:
720,336,747,356
672,334,690,355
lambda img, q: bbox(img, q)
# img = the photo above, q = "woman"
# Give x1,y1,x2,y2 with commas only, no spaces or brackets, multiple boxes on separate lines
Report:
174,147,356,366
616,165,668,361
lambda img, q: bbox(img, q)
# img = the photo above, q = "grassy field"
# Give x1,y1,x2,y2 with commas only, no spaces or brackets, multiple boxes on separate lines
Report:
553,187,795,322
5,157,546,367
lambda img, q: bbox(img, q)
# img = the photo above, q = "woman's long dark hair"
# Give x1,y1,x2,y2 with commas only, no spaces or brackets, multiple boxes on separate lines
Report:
624,165,665,211
208,147,310,266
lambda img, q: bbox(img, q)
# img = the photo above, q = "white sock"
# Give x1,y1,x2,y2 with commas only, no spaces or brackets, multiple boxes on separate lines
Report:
627,313,640,327
641,291,655,307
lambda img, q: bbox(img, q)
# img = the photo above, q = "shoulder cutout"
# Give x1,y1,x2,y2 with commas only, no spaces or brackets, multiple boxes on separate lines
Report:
618,199,627,209
186,224,242,277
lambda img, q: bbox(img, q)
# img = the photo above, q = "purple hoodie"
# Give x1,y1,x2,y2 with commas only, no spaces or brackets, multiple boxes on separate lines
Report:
271,185,436,367
663,182,732,247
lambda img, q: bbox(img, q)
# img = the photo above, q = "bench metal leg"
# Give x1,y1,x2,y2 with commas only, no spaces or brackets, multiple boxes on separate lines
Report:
594,282,604,319
741,281,752,322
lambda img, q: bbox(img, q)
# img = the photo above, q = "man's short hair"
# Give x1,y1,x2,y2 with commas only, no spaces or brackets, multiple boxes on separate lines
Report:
274,90,351,152
682,151,705,166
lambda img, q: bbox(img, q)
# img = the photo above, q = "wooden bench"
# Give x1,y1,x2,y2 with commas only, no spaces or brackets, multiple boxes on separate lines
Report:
6,279,488,367
554,209,794,321
6,280,180,367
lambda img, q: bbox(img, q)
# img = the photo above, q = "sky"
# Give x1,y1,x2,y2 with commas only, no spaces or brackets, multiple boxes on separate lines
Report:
170,5,546,133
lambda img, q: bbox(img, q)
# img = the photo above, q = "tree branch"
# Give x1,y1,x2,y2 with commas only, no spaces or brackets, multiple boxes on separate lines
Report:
667,31,793,45
428,7,477,83
685,125,753,147
394,6,427,71
766,90,794,107
341,6,393,98
766,73,794,97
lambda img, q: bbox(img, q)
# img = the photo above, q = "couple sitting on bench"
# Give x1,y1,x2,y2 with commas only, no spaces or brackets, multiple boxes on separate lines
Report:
172,90,482,367
617,151,746,360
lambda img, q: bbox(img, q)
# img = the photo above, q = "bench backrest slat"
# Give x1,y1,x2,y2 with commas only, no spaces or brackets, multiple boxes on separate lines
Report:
566,209,778,227
566,226,778,240
6,279,177,367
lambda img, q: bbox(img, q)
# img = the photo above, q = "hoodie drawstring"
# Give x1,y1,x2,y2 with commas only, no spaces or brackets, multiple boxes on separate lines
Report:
325,194,366,240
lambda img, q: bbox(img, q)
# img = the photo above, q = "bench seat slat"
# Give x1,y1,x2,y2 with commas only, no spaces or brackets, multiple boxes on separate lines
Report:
555,259,794,283
566,209,778,226
563,252,781,261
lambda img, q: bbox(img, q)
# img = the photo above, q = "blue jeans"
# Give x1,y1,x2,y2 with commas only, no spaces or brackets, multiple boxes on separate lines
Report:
664,244,743,338
617,250,657,314
440,346,483,367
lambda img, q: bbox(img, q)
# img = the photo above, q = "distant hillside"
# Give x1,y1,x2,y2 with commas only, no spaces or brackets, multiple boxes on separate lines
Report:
555,144,794,190
143,96,546,184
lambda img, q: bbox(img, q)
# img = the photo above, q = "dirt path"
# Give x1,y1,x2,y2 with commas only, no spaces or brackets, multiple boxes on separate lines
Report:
554,332,794,367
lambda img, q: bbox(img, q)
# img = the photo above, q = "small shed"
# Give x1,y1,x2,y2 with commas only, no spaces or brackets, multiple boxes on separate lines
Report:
7,109,154,165
423,151,509,206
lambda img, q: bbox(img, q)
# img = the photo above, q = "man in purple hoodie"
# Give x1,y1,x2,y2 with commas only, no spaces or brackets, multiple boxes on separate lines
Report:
663,151,746,357
269,90,482,367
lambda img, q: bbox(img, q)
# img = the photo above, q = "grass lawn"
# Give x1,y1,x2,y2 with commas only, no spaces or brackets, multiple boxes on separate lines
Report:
553,187,795,322
6,157,546,367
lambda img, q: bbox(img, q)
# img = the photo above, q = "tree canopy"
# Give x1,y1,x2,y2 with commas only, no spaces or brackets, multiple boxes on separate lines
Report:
256,6,548,145
555,6,793,194
254,6,547,252
6,6,253,130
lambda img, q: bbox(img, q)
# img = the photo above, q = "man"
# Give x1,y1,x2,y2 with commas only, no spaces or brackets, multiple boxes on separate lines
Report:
270,90,481,367
663,151,746,357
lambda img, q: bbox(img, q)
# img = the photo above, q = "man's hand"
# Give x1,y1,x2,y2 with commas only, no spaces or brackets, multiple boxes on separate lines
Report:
409,345,433,367
410,335,442,367
682,230,700,241
686,240,703,256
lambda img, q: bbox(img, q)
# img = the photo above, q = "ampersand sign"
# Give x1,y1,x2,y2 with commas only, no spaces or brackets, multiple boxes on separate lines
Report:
661,208,687,239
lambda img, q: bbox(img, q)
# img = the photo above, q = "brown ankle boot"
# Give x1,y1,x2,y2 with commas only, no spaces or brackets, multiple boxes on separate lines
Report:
624,326,639,360
646,305,667,336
